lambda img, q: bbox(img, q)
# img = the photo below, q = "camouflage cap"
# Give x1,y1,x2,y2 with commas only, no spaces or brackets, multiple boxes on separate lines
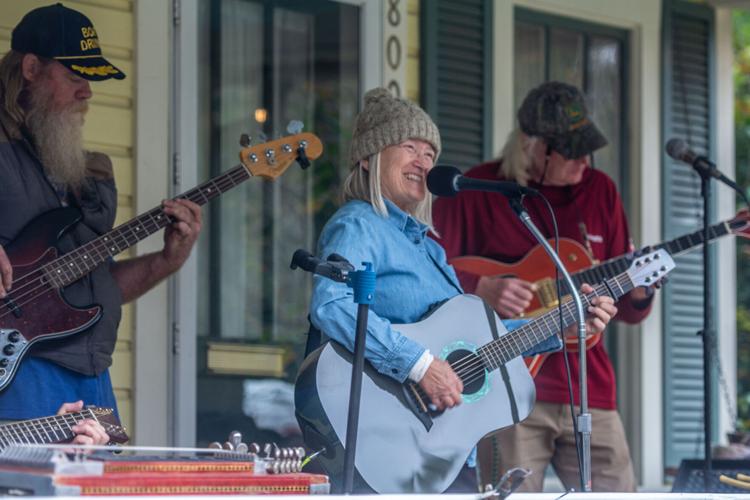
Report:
517,81,606,159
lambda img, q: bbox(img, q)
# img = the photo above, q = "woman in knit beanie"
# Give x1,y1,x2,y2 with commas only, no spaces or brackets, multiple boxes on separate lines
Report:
303,88,617,494
342,87,441,226
307,89,467,491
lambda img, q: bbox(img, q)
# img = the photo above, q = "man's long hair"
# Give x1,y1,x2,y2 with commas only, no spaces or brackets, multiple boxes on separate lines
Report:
498,128,542,185
0,50,29,127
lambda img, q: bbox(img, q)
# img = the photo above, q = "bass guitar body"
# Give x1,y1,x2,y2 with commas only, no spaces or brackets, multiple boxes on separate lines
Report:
0,208,101,388
295,295,535,494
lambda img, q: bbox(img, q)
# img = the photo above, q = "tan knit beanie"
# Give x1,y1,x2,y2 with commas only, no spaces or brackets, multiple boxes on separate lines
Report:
349,87,441,166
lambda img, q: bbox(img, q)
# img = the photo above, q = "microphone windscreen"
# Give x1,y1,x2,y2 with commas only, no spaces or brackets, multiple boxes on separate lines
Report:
427,165,462,197
666,138,689,160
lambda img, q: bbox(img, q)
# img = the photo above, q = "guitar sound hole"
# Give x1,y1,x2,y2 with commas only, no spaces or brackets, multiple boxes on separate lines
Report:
445,349,486,395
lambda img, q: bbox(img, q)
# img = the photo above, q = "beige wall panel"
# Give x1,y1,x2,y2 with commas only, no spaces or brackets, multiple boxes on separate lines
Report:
119,304,134,342
84,105,132,148
406,0,420,102
114,205,134,225
111,157,134,196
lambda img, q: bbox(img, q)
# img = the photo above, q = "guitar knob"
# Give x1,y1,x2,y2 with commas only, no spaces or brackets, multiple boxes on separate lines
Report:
0,358,8,368
7,332,20,343
3,344,15,356
249,442,260,455
208,442,223,450
235,442,248,454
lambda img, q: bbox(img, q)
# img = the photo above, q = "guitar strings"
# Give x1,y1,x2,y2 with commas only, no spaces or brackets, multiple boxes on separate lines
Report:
0,167,248,322
0,408,89,446
456,277,632,389
447,278,629,388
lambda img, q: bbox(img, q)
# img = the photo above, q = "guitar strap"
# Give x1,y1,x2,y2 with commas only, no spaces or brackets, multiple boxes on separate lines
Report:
482,302,520,424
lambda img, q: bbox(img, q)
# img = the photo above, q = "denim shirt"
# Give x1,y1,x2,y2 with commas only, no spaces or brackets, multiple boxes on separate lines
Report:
310,200,561,383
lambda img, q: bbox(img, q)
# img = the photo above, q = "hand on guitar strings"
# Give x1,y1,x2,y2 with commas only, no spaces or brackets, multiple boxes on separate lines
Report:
562,283,618,338
161,199,203,272
474,275,538,318
418,359,464,411
0,245,11,298
56,400,110,446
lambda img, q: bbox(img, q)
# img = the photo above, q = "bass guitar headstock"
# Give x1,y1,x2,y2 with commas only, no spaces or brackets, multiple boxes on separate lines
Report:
239,133,323,180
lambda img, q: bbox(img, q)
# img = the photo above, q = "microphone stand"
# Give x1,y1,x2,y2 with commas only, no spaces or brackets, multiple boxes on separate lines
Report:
342,262,375,494
698,169,714,492
290,251,375,494
508,197,591,492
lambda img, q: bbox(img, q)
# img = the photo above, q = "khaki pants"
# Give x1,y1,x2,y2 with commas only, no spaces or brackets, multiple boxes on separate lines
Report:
477,401,636,492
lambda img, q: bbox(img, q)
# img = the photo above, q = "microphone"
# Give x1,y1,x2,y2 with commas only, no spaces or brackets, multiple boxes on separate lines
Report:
290,249,354,283
427,165,539,198
665,138,731,183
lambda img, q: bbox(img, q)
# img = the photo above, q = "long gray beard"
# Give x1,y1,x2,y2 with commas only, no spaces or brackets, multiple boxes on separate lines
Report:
25,95,88,191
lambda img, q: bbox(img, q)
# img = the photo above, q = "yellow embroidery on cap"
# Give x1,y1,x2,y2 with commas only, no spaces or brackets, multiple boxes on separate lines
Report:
71,64,119,76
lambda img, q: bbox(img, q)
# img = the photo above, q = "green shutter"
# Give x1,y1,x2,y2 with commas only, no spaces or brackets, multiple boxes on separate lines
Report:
661,0,717,471
422,0,492,168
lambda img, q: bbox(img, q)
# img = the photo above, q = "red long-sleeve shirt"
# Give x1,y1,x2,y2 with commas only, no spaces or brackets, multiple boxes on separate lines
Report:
432,161,652,409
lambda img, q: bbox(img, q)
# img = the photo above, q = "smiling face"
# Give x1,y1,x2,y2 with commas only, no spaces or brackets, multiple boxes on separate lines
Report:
530,140,590,186
377,139,436,212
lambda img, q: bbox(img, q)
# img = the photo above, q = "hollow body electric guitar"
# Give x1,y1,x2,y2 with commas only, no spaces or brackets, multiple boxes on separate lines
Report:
294,250,674,494
450,209,750,376
0,406,128,449
0,133,322,392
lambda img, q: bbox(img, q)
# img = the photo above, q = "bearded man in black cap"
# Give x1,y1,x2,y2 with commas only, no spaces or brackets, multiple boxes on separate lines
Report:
0,3,201,422
433,82,657,491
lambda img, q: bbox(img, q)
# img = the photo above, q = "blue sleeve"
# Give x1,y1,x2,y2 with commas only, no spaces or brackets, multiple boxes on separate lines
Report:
501,319,563,357
310,215,425,383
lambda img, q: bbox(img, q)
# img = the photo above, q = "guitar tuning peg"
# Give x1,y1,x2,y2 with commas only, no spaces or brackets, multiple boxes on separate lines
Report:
239,134,251,147
229,430,243,449
258,132,268,144
249,442,260,455
236,442,248,454
286,120,304,135
223,441,234,451
263,442,273,458
208,441,223,450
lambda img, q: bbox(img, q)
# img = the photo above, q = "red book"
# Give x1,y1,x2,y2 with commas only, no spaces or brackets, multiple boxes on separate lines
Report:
55,471,330,495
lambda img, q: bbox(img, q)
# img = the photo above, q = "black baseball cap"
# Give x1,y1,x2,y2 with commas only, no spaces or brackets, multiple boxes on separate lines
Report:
11,3,125,81
518,81,606,159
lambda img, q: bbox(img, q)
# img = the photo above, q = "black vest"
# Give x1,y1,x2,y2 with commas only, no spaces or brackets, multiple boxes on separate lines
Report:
0,114,122,376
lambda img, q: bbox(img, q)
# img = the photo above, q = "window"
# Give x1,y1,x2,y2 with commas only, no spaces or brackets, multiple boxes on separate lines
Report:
514,9,628,195
194,0,360,445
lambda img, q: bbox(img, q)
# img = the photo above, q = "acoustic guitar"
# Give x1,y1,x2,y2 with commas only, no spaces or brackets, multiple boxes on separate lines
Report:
295,250,674,493
0,133,322,392
450,209,750,376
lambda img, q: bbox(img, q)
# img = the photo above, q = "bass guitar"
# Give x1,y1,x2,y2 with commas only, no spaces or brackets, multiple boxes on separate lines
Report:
294,250,674,493
0,133,322,392
0,406,128,449
450,209,750,376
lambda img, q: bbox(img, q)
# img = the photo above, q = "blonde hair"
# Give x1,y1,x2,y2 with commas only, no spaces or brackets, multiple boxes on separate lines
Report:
342,152,434,228
498,128,543,186
0,51,28,127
